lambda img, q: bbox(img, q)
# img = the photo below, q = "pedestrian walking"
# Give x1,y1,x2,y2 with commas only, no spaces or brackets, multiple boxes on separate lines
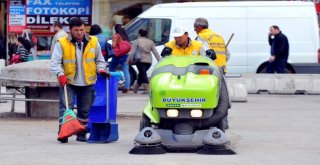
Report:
0,31,5,60
89,24,110,59
267,25,289,73
129,29,161,94
50,21,68,53
7,33,18,61
109,24,131,93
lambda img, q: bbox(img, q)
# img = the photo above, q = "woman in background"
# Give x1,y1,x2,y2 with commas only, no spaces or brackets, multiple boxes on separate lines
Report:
129,29,160,94
7,33,18,61
16,37,31,62
109,24,131,93
89,24,108,57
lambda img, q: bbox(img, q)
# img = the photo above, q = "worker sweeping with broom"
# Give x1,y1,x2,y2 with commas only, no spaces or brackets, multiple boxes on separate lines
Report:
50,17,109,143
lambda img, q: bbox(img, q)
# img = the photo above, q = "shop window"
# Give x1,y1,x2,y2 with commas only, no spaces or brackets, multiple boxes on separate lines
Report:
37,36,52,51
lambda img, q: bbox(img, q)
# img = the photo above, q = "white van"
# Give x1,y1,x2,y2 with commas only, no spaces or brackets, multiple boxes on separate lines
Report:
125,1,320,78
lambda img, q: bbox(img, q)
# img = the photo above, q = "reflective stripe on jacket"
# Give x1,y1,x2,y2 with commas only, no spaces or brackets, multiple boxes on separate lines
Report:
164,39,204,56
197,29,227,67
59,36,98,85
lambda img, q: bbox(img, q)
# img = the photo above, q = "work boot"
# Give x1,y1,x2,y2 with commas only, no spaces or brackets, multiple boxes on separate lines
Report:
122,88,129,94
141,83,149,94
76,133,87,142
57,138,68,143
76,125,87,142
132,82,140,94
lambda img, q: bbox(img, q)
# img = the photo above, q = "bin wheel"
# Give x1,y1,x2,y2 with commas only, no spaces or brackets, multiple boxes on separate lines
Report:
139,114,150,131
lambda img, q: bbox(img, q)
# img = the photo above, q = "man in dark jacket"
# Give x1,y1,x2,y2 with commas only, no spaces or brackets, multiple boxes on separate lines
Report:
267,25,289,73
0,32,5,60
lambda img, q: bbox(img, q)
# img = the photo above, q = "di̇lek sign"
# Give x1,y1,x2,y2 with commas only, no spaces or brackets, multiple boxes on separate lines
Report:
8,0,92,33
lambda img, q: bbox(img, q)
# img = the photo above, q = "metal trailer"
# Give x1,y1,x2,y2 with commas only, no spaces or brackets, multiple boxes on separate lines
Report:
0,60,60,118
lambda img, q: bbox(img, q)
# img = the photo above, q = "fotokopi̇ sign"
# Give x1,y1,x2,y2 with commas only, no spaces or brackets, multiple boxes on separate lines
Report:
10,0,92,34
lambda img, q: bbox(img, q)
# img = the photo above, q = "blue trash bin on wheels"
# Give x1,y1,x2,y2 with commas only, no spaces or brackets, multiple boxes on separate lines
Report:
87,71,123,143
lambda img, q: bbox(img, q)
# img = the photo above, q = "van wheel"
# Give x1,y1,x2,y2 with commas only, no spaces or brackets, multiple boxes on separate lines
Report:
129,66,137,86
257,62,295,73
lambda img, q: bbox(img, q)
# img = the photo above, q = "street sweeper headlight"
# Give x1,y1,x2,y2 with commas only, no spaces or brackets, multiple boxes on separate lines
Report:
167,109,179,117
190,109,203,118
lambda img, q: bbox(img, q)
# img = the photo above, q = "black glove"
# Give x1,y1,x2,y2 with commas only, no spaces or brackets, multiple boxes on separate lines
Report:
206,49,216,60
161,47,173,57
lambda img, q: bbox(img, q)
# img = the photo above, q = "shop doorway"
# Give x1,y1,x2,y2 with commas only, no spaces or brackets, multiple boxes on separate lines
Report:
0,0,7,61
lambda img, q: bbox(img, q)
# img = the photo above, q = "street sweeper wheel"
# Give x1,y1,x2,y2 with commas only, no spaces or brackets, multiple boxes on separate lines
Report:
139,114,150,131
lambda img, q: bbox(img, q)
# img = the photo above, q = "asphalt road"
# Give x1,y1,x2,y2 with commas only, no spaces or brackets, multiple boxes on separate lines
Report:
0,94,320,165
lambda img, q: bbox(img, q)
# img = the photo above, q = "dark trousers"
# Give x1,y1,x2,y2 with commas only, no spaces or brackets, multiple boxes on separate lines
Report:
59,84,95,134
136,62,151,85
267,58,287,73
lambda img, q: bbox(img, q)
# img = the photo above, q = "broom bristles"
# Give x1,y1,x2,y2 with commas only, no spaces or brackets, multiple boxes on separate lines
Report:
197,147,236,155
58,118,86,140
129,146,166,155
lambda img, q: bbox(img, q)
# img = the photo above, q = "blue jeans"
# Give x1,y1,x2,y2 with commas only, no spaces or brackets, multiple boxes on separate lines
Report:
59,85,95,128
267,58,287,73
109,55,130,89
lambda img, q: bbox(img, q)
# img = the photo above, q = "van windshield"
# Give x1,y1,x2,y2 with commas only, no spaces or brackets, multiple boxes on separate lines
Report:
125,18,171,46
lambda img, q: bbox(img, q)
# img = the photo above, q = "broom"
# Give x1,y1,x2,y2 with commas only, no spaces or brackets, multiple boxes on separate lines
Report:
57,85,86,141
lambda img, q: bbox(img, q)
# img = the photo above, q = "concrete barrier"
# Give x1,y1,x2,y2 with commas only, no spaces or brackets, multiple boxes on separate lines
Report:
244,75,275,94
226,77,247,102
311,77,320,94
243,74,320,94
